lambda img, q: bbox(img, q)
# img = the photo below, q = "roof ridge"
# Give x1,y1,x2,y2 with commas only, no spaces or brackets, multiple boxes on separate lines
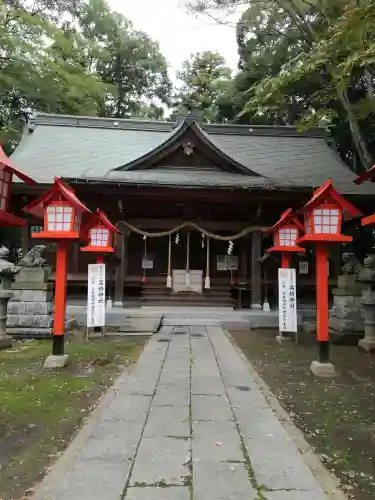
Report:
31,112,177,132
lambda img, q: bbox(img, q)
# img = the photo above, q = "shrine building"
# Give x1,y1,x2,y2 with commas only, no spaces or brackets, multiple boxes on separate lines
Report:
9,112,375,308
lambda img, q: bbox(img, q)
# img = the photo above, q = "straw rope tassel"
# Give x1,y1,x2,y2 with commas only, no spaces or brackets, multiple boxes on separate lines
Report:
185,231,191,287
204,235,210,289
166,233,172,288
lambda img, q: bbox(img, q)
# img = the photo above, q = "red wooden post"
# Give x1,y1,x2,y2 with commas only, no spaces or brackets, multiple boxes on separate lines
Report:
23,178,91,362
281,253,291,269
53,241,68,354
296,180,362,375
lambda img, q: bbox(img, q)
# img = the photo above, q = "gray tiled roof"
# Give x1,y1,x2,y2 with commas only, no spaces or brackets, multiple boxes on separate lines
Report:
11,112,375,195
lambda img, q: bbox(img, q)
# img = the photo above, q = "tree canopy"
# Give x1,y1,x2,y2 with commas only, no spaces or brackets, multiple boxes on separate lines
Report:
185,0,375,172
0,0,171,149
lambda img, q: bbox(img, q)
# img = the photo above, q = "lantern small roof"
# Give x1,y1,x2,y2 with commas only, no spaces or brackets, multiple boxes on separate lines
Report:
23,177,90,218
296,179,362,220
0,145,36,185
354,165,375,185
84,209,121,233
266,208,304,234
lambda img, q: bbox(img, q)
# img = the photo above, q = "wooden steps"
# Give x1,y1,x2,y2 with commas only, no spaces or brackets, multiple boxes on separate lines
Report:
141,282,235,308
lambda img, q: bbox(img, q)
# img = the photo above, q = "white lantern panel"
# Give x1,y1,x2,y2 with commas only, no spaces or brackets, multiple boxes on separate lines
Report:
279,227,298,247
90,227,109,247
47,205,73,231
313,206,340,234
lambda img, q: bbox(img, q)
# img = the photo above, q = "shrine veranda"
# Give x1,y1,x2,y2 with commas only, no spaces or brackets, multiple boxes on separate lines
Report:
8,112,375,308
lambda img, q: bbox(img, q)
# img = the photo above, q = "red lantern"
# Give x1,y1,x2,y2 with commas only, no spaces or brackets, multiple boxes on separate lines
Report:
81,209,120,263
23,178,91,364
0,144,36,226
267,209,305,268
296,180,362,376
25,178,89,239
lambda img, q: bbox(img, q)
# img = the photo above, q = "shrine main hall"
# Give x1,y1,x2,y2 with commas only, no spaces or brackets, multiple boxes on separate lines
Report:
9,112,375,308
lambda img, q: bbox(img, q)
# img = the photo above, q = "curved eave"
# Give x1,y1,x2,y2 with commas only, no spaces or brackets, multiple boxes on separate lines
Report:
113,119,263,177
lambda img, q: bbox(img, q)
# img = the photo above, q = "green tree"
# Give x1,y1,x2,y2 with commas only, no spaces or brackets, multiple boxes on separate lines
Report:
0,0,107,148
186,0,375,172
172,51,233,122
76,0,171,118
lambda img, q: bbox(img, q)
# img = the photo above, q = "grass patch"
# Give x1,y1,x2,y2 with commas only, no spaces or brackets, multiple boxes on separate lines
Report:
231,329,375,500
0,336,145,500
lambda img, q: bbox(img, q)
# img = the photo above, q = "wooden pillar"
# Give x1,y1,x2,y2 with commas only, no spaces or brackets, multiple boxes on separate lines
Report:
239,237,249,283
21,217,30,254
251,231,262,309
114,222,129,307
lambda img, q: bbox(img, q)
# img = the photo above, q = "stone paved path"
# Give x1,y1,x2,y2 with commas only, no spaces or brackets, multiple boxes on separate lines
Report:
36,326,329,500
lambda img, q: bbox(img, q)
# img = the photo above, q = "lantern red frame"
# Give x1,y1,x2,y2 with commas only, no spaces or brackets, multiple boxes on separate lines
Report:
267,209,305,268
296,180,362,374
23,178,91,360
81,209,120,254
24,177,90,239
0,144,36,226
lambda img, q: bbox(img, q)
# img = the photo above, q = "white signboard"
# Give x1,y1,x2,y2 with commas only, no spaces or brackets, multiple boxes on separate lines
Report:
278,268,297,333
87,264,106,328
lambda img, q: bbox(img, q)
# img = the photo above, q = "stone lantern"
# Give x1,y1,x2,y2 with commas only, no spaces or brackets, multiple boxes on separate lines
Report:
0,247,19,349
297,180,362,376
357,255,375,352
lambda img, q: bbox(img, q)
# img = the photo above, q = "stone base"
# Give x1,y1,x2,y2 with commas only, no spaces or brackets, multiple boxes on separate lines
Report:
43,354,69,369
0,336,12,349
276,334,292,344
251,303,263,310
6,327,52,339
358,338,375,352
310,360,336,377
113,301,124,308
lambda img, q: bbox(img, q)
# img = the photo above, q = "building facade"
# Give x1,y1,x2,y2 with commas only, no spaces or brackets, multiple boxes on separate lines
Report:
9,112,375,308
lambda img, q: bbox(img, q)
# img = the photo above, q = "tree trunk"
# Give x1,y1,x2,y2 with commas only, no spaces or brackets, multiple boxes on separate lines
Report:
338,88,373,169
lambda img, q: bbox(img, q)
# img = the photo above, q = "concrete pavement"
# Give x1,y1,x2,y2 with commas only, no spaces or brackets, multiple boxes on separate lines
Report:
33,325,331,500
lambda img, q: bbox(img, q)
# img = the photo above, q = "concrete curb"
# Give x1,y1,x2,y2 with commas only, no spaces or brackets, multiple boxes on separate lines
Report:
225,330,348,500
30,365,136,500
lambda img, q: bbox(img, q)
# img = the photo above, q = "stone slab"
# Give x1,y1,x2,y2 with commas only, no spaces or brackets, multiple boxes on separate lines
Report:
6,327,52,338
126,487,190,500
52,457,130,500
358,338,375,352
193,460,257,500
310,361,336,377
119,317,162,333
130,437,190,486
80,420,141,460
11,289,53,302
44,354,69,369
143,411,190,438
102,393,152,422
192,420,243,462
8,301,53,315
191,395,233,421
152,385,190,406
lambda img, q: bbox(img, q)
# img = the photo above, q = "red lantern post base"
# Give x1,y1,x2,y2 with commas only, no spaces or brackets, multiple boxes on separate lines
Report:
44,240,69,367
312,244,336,377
